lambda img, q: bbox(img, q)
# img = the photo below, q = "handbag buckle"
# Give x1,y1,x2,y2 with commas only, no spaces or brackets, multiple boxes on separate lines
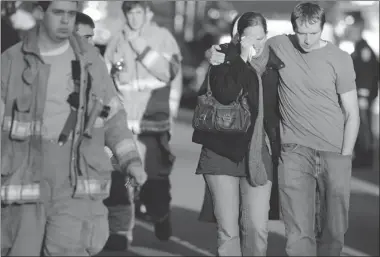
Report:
199,114,207,121
222,114,232,122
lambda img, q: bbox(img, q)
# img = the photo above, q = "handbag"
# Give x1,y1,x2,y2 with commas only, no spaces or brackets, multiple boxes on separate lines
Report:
192,66,251,134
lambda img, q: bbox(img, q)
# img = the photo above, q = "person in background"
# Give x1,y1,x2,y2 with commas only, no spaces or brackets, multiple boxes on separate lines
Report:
370,83,379,172
1,1,146,255
193,11,282,256
75,11,95,45
345,11,379,168
74,10,138,252
103,0,182,250
207,2,360,256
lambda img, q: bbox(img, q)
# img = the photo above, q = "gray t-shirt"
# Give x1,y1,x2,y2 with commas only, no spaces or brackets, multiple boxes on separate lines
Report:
268,35,356,152
41,42,75,140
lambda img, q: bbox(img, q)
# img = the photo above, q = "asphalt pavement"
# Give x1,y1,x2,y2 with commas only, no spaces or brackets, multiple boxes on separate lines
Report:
99,108,379,257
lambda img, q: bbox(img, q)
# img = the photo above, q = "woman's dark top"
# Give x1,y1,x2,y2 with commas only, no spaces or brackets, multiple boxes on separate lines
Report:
192,42,284,169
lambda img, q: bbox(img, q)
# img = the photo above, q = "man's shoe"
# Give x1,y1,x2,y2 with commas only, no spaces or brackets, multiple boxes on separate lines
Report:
154,214,172,241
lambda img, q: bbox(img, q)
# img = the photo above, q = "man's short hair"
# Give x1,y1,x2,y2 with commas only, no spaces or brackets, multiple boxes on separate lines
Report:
121,1,152,14
37,1,51,12
75,12,95,29
291,1,326,30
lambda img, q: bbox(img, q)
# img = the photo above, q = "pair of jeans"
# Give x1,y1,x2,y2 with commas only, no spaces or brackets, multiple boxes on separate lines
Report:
204,175,272,256
278,143,352,256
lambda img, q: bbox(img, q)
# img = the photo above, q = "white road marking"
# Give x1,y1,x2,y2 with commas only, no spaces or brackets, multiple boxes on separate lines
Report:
269,221,372,257
129,246,182,256
350,177,379,197
136,219,373,257
135,220,214,256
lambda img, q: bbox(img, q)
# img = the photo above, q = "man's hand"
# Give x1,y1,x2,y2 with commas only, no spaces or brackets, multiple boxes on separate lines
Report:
205,45,225,65
126,164,147,186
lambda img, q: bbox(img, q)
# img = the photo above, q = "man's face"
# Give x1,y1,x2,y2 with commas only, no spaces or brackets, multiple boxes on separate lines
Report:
125,5,146,31
42,1,77,43
294,19,323,52
76,23,94,45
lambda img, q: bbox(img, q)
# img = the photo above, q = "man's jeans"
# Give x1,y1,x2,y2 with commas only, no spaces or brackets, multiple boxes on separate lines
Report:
278,144,352,256
204,175,272,256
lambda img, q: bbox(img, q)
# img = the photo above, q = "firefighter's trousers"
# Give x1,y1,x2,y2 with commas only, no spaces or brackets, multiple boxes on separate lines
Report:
1,141,109,256
104,132,173,242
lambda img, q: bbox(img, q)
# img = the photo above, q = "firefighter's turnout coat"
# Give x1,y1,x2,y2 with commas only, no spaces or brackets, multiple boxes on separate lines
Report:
1,25,142,204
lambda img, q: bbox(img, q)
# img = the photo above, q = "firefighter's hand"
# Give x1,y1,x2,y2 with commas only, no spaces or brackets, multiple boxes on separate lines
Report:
127,164,147,186
205,45,225,66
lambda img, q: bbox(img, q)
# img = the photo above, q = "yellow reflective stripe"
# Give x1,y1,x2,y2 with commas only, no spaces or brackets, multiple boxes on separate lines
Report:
114,138,137,158
162,53,172,60
169,98,180,117
75,179,111,196
2,116,42,136
359,97,369,109
106,97,123,121
372,95,379,115
358,88,370,97
1,183,40,202
104,146,113,158
142,49,160,68
127,119,171,134
170,89,182,101
118,78,166,91
94,117,105,128
104,147,120,169
264,132,272,156
0,100,4,126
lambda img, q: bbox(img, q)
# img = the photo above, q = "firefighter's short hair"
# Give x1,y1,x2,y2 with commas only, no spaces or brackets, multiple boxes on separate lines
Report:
37,1,79,12
121,1,152,14
76,12,95,29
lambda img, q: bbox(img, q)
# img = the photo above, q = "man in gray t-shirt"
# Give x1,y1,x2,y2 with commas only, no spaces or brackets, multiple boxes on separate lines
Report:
207,2,360,256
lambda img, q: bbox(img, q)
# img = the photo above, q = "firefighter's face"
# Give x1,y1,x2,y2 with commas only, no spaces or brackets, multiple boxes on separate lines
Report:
76,23,94,45
125,5,146,31
41,1,77,43
294,19,322,52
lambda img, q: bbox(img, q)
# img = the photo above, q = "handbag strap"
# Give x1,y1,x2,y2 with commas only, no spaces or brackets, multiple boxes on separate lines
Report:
205,66,213,96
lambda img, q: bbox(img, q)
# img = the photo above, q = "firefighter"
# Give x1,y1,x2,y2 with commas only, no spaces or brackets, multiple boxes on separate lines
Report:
104,0,182,249
1,1,146,256
75,11,95,46
345,12,380,167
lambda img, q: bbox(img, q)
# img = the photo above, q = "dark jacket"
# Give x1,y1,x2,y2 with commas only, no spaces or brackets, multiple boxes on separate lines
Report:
192,43,284,164
351,39,379,103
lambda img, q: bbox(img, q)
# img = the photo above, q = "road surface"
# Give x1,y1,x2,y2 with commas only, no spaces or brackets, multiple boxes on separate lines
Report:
99,109,379,257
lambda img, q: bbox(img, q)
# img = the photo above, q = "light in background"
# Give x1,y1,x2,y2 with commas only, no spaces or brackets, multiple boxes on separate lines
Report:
351,1,376,6
174,1,186,34
184,1,196,42
82,1,107,22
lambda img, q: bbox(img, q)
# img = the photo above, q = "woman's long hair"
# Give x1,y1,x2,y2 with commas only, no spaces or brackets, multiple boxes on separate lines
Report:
231,12,268,42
